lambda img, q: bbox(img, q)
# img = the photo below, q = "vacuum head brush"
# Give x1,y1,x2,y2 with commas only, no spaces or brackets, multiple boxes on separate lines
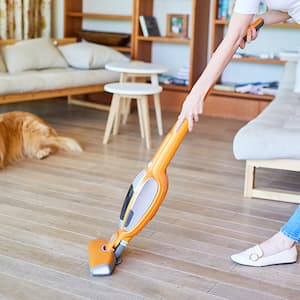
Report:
88,239,117,276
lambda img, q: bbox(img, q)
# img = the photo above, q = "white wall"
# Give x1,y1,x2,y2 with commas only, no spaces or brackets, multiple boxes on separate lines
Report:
152,0,192,75
52,0,64,38
222,26,300,84
82,0,132,34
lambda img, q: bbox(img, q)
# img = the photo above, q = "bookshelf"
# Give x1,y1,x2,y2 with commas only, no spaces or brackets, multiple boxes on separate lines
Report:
64,0,134,56
133,0,210,93
205,0,300,120
64,0,210,111
64,0,210,92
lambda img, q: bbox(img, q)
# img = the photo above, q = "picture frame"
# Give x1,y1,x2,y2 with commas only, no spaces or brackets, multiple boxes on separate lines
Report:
166,14,188,38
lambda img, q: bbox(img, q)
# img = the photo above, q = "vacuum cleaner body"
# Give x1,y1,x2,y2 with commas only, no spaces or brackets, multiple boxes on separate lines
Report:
88,120,188,276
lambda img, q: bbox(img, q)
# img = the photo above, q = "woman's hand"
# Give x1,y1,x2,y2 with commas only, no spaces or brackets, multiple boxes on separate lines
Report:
175,91,204,132
239,25,259,49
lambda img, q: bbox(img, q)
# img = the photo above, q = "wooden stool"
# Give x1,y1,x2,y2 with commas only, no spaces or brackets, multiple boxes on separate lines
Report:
103,82,163,149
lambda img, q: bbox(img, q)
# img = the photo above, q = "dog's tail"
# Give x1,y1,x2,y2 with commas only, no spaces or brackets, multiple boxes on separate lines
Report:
52,136,83,153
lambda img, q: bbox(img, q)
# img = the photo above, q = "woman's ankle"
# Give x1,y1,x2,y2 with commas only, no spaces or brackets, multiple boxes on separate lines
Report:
259,231,296,257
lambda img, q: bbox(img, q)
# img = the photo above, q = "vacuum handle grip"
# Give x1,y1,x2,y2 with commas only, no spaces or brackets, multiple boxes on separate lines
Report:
243,18,264,42
151,120,188,171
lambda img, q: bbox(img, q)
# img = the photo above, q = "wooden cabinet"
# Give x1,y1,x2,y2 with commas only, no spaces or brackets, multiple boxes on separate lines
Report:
64,0,134,56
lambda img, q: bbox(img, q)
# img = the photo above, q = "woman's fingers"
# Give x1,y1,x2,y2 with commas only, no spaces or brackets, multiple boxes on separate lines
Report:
240,25,259,48
176,95,204,132
188,114,194,132
251,26,258,39
246,26,253,43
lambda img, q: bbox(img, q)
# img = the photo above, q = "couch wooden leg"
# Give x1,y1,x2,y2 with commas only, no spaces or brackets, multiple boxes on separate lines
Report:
67,95,73,104
244,161,255,198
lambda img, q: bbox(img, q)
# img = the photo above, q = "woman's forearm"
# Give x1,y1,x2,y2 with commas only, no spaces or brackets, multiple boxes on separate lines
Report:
190,13,253,99
261,10,290,24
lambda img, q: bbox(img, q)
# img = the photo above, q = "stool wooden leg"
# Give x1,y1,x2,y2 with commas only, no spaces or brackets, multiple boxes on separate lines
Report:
103,94,119,144
141,96,151,149
153,93,163,136
136,97,145,138
122,97,132,125
113,95,122,136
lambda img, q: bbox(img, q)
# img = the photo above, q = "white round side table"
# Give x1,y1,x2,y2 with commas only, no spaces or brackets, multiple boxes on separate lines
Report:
105,61,168,136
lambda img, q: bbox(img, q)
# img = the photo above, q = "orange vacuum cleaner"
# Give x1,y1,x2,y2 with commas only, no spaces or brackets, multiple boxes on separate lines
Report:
88,119,188,276
88,18,264,276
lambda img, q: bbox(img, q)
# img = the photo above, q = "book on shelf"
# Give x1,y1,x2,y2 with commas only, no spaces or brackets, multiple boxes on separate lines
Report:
159,74,173,85
175,67,190,81
214,82,236,92
158,74,189,87
217,0,235,20
139,16,161,37
217,1,267,21
173,77,189,86
214,81,278,95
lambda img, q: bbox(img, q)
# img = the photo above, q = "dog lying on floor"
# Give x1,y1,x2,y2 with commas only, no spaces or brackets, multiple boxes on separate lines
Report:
0,111,82,169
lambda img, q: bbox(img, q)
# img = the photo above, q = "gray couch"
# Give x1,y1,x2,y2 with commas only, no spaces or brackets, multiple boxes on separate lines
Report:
233,59,300,204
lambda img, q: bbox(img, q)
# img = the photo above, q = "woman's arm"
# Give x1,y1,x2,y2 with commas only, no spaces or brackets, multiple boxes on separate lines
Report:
261,10,290,25
176,13,254,131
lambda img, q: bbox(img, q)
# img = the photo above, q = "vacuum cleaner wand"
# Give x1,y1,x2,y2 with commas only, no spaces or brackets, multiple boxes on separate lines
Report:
88,120,188,276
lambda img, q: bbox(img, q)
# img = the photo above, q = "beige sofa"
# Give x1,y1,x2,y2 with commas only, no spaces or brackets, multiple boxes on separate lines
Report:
233,56,300,204
0,38,128,110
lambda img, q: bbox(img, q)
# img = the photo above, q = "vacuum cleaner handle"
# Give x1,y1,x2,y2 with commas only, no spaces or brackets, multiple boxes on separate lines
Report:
151,119,188,172
243,18,264,42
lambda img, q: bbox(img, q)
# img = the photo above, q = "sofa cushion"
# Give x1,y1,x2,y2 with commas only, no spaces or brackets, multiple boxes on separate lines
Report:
2,38,68,74
58,41,129,70
0,54,6,73
233,89,300,160
0,68,120,95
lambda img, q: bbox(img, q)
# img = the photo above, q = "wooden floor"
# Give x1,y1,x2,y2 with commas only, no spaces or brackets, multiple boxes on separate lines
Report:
0,99,299,300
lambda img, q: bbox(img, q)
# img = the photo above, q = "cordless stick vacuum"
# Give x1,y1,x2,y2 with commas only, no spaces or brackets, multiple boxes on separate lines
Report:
88,119,188,276
88,18,264,276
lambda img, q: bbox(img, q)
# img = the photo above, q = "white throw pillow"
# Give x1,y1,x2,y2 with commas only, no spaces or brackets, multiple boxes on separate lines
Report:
2,38,68,74
58,42,129,70
0,53,6,73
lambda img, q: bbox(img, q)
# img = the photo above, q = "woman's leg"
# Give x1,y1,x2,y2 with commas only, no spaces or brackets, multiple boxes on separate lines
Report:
231,205,299,266
260,205,300,256
280,205,300,244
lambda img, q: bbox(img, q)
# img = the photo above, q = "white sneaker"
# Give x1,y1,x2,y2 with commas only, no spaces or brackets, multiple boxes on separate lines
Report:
231,245,297,267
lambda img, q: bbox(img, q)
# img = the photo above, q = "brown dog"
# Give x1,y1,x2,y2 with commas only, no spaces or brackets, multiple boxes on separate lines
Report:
0,111,82,169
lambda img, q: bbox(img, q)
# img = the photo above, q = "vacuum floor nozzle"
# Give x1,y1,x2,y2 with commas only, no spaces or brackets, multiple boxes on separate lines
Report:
88,239,116,276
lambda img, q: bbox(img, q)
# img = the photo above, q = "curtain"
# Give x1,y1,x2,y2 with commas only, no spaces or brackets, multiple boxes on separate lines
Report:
0,0,52,40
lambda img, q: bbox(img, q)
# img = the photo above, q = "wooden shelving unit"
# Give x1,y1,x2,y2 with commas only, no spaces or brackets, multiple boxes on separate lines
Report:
205,0,300,120
64,0,134,55
211,0,299,101
64,0,210,95
133,0,210,93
